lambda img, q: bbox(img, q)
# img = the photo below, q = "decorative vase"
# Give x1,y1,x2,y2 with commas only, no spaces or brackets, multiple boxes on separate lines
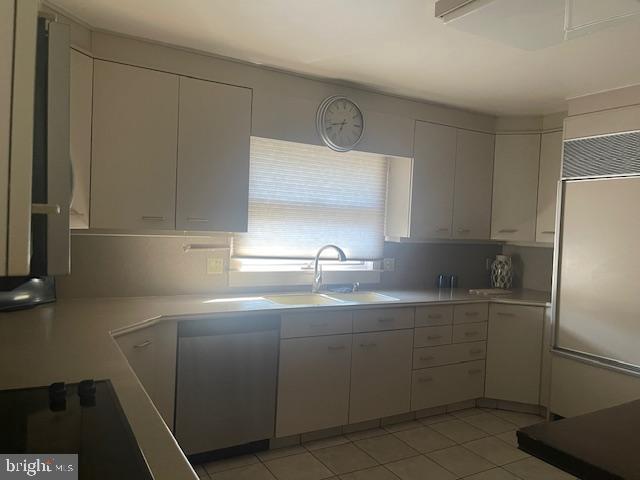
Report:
491,255,513,289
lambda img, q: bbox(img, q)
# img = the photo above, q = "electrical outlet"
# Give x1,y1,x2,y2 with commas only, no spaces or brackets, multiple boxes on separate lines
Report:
382,258,395,272
207,256,224,275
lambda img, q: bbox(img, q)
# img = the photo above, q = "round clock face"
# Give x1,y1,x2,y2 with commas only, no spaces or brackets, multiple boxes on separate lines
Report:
317,96,365,152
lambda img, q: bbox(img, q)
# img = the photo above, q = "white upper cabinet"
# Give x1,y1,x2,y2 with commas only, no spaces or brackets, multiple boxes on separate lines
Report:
491,134,541,242
69,50,93,229
535,131,563,243
408,121,457,239
91,60,179,230
452,130,495,239
176,77,251,232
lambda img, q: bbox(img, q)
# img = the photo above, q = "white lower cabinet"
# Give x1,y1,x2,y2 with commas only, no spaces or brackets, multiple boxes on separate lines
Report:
276,334,352,437
412,360,485,411
485,304,544,404
349,329,413,424
115,321,177,430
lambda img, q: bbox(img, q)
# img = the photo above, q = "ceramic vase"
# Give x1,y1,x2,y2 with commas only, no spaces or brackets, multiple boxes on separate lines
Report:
491,254,513,289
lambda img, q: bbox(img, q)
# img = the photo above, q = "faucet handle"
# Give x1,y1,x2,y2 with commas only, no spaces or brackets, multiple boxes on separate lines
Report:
352,282,360,292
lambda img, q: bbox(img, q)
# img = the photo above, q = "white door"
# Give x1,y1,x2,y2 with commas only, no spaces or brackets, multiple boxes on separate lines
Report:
91,60,179,230
349,329,413,423
491,134,541,242
69,49,93,229
410,121,457,239
276,335,352,437
535,131,563,243
485,304,544,404
176,77,251,232
452,130,495,239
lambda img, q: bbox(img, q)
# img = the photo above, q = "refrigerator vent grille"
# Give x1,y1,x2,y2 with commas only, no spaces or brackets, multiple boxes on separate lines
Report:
563,130,640,178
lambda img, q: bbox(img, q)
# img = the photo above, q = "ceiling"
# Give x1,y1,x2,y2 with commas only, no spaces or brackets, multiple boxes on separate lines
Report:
49,0,640,116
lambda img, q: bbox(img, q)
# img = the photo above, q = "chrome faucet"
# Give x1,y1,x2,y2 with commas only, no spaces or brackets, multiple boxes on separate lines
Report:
312,244,347,293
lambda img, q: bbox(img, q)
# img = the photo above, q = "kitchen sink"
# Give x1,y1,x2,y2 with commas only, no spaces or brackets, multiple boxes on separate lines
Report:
265,294,346,306
327,292,399,303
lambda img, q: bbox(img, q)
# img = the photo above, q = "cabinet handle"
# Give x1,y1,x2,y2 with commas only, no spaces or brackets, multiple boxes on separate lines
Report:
469,348,483,355
436,227,449,233
464,311,479,317
496,312,515,317
542,230,555,234
310,322,329,328
418,377,433,383
32,203,61,215
141,216,166,222
464,331,479,337
457,228,470,234
498,228,518,233
426,335,442,340
377,317,394,323
419,355,434,361
359,343,377,348
327,345,346,351
133,340,152,349
468,368,483,375
427,314,442,319
187,217,209,223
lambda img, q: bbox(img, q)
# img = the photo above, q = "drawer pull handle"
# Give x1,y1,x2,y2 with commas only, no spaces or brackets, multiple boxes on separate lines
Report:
498,228,518,233
457,228,470,234
427,314,442,319
418,377,433,383
377,317,394,323
464,312,479,317
327,345,346,351
469,349,483,355
464,331,479,337
141,216,166,222
426,335,442,340
311,322,330,328
360,343,377,348
468,368,483,375
436,227,449,232
419,355,434,361
187,216,209,223
542,230,555,234
496,312,515,317
133,340,152,349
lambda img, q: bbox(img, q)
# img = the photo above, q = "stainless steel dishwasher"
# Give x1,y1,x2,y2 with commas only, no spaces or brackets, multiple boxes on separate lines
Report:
174,315,280,456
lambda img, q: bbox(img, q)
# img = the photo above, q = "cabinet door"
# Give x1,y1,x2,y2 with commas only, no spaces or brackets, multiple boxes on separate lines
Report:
91,60,178,230
535,131,562,243
452,130,494,239
349,329,413,423
276,335,351,437
491,134,541,242
69,50,92,229
410,121,456,239
485,304,544,404
176,77,251,232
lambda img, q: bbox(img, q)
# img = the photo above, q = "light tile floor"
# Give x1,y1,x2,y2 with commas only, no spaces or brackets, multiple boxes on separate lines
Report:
194,408,576,480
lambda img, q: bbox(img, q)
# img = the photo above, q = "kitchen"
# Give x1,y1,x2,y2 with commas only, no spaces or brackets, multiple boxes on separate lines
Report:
1,1,640,479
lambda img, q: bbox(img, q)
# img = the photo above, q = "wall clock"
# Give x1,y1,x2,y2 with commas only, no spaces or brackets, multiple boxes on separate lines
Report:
316,95,365,152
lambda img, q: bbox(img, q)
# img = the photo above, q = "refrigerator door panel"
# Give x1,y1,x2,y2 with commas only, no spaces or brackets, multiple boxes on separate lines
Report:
556,176,640,368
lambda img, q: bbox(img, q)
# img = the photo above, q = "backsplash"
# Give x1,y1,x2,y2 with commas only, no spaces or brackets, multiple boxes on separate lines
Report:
501,245,554,292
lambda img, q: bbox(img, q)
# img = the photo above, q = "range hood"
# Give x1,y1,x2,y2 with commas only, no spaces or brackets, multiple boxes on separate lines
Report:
435,0,640,50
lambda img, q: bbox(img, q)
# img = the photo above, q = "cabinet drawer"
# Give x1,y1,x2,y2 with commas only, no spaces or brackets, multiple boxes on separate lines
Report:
411,360,485,411
353,308,414,333
414,325,452,348
413,341,486,369
454,303,488,324
453,322,487,343
281,311,352,338
415,305,453,327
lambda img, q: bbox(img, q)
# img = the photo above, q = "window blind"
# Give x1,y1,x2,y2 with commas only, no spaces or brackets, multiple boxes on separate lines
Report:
234,137,390,260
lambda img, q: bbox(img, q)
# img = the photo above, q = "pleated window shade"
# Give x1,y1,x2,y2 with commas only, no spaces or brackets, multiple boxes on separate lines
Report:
233,137,390,260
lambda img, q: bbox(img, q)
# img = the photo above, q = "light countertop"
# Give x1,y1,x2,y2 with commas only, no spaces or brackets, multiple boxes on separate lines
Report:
0,288,550,480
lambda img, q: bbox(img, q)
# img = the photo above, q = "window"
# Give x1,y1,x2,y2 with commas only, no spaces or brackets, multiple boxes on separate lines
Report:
233,137,392,266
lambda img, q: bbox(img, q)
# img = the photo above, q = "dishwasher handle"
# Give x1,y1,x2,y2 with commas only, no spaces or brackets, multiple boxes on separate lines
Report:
178,315,280,337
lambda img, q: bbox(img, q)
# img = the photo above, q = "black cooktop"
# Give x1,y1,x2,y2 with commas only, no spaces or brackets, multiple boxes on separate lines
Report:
0,380,153,480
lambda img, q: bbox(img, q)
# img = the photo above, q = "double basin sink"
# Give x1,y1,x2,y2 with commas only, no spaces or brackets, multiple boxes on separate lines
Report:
264,291,399,306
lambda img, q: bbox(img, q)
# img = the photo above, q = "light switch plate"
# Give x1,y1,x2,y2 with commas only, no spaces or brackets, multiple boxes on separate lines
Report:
383,258,395,272
207,256,224,275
